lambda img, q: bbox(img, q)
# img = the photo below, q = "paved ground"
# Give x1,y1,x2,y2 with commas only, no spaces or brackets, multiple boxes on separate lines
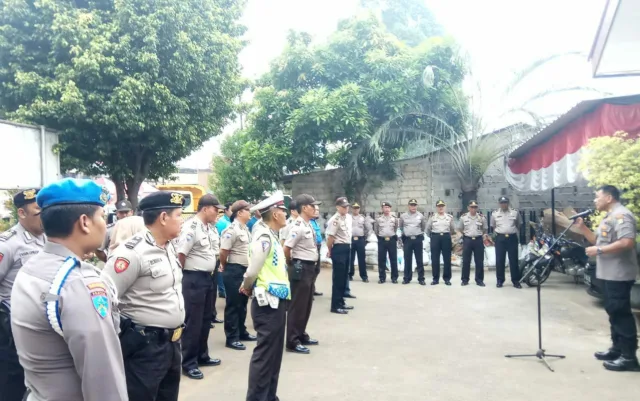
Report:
179,270,640,401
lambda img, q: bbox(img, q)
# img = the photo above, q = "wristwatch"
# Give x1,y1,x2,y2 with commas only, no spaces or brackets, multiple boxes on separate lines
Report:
597,247,603,255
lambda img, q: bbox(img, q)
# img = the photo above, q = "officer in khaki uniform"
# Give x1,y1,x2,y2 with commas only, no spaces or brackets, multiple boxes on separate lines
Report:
577,185,639,372
350,203,370,282
103,191,186,401
374,202,399,284
219,200,257,351
97,199,133,263
1,189,45,401
176,194,224,380
326,197,353,315
490,196,522,288
399,199,427,285
11,178,127,401
457,200,488,286
426,200,455,285
284,194,321,354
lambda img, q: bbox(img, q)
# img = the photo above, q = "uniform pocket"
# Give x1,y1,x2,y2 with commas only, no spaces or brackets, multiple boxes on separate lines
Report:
149,266,170,293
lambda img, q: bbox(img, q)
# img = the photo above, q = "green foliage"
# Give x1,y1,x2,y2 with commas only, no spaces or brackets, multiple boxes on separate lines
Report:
578,131,640,232
212,16,465,202
0,0,246,206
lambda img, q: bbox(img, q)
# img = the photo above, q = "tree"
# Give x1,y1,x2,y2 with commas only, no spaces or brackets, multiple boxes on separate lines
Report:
578,131,640,234
212,16,466,203
0,0,246,207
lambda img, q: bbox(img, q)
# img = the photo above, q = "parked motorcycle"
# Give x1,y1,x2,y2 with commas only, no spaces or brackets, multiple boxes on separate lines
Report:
519,222,590,287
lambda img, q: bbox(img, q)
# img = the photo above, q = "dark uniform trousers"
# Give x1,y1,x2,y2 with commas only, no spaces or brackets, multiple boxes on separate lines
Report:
430,233,452,282
0,305,25,401
462,236,484,282
246,298,286,401
402,235,424,282
377,235,398,281
350,237,368,279
181,270,214,371
286,260,316,348
223,263,250,343
314,244,322,287
495,233,520,284
331,244,350,310
120,322,181,401
210,260,221,321
603,280,638,357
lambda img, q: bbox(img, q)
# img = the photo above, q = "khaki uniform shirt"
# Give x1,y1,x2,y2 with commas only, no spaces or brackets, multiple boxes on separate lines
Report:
176,217,219,272
284,216,318,262
220,221,251,266
0,223,46,305
596,203,639,281
102,230,185,329
98,223,115,254
490,208,520,234
458,213,488,237
11,242,127,401
374,215,399,237
326,213,352,245
426,213,455,235
351,214,371,238
280,217,296,241
399,211,427,236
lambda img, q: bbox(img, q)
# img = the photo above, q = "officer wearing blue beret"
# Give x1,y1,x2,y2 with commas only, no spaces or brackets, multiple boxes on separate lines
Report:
10,178,128,401
103,191,186,400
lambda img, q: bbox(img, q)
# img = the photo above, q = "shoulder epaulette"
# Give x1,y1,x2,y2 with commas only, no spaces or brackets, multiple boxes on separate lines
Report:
125,236,144,249
0,230,16,241
295,221,301,226
190,220,197,230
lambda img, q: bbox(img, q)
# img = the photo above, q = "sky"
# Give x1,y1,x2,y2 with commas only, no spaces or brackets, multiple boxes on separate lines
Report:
177,0,640,169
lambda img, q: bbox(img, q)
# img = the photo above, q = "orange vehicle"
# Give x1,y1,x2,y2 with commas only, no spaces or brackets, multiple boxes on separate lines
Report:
155,184,207,214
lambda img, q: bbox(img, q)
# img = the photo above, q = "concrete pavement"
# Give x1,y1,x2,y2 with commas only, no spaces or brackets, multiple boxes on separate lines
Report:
179,271,640,401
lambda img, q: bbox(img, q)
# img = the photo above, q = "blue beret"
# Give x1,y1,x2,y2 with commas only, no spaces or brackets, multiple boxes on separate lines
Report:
37,178,110,210
139,191,185,211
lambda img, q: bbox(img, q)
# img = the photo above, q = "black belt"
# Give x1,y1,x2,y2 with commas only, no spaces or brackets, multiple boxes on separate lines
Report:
333,243,350,247
183,270,214,275
292,258,316,264
431,232,450,236
131,323,185,343
496,233,515,238
378,235,397,241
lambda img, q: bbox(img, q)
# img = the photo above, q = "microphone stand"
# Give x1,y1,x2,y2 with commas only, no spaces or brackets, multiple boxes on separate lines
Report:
504,219,578,372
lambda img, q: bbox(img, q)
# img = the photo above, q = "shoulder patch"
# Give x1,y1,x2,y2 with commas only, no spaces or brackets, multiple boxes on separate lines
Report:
0,252,4,263
125,236,143,249
91,288,109,319
332,221,338,226
261,240,270,252
114,257,130,273
0,231,16,241
224,232,232,239
185,233,194,242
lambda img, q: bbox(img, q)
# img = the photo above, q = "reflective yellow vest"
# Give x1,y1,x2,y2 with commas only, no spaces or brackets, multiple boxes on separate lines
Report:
251,222,290,300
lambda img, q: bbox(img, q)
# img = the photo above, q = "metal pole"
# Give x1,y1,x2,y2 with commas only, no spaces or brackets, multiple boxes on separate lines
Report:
551,188,556,236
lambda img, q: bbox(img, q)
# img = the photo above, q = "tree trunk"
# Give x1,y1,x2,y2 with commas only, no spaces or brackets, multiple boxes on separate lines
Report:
461,189,478,212
113,178,126,203
125,176,143,210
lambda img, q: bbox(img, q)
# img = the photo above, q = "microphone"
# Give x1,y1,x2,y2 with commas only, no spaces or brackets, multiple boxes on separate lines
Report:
568,209,593,220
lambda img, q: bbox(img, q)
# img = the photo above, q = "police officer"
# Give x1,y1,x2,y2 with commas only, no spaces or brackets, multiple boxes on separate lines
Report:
310,204,323,297
11,179,127,400
426,200,455,285
97,199,133,263
374,202,399,284
241,193,290,401
102,191,186,400
280,200,298,245
457,200,488,286
326,197,353,315
284,194,321,354
176,194,224,380
490,196,522,288
219,200,257,351
0,189,45,401
399,199,427,285
214,202,232,303
577,185,639,371
350,203,370,283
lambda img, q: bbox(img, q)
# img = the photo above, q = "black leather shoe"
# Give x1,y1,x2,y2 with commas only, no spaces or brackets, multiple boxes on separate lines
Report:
444,280,451,286
342,305,354,310
595,349,622,361
198,358,221,367
603,356,640,372
513,282,522,289
302,338,319,346
344,294,356,299
431,280,439,285
240,334,257,342
331,308,348,314
476,281,486,287
218,293,226,299
402,280,410,284
314,291,323,296
183,368,204,380
210,322,215,329
496,282,504,288
392,279,398,284
362,277,369,283
461,281,469,286
286,344,310,354
419,280,426,286
213,317,223,324
226,341,246,351
378,279,385,284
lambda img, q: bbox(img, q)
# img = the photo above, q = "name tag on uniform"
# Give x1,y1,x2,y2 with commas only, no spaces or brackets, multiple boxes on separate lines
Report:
354,236,359,240
384,237,390,241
